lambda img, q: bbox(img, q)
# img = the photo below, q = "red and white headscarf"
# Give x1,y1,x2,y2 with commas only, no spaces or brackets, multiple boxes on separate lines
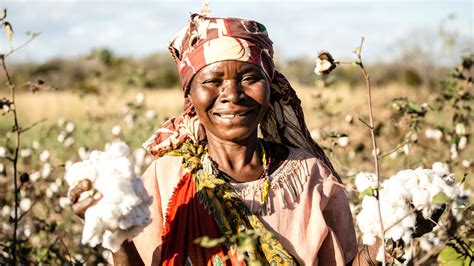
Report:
143,13,341,182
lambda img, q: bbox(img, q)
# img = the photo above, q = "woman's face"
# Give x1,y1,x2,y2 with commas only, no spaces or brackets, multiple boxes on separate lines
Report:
189,60,270,143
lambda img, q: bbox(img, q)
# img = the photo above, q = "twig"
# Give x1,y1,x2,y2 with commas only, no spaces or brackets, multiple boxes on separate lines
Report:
379,132,414,159
19,118,47,133
415,246,444,266
57,237,74,263
427,217,473,258
17,199,38,222
0,29,39,266
4,33,40,58
1,53,20,265
355,36,386,266
335,61,355,66
383,208,418,233
358,116,373,129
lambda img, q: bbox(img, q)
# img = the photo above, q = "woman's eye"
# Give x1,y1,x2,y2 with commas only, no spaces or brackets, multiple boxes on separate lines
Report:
242,75,259,83
203,79,221,85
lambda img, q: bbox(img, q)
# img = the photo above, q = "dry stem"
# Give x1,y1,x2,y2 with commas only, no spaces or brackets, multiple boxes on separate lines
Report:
0,33,39,265
354,37,386,266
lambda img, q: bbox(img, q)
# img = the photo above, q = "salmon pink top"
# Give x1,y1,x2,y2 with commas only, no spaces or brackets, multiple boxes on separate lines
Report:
133,147,358,265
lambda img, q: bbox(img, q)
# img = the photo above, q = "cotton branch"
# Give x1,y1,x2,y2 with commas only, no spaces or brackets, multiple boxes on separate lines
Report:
315,38,387,264
0,32,40,265
353,36,386,266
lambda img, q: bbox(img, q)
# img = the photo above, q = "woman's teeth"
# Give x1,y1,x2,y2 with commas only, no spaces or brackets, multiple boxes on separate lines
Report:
217,111,247,118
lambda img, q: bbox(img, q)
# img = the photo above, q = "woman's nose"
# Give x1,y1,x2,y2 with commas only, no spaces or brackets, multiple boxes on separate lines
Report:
219,80,244,103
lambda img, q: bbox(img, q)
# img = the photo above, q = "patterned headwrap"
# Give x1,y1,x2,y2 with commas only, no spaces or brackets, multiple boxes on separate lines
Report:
143,13,341,182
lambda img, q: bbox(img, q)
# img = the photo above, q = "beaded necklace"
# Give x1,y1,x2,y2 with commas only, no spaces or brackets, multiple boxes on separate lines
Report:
205,139,272,209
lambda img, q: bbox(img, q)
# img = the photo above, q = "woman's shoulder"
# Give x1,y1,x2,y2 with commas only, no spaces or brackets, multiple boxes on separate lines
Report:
271,143,333,179
141,155,184,194
270,144,341,201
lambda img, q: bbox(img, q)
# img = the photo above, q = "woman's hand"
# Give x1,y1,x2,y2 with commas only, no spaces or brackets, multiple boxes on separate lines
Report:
68,179,103,218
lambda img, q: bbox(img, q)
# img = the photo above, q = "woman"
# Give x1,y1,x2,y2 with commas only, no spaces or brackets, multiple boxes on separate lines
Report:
71,13,373,265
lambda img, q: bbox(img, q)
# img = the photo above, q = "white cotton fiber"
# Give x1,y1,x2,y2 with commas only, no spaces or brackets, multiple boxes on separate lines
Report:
64,141,153,252
356,162,458,251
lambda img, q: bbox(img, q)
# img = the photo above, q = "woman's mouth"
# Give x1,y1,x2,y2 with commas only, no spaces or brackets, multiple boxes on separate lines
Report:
212,109,255,123
214,110,252,118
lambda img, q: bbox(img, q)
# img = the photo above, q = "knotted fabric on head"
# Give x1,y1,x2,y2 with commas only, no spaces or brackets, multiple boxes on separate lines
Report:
143,13,341,182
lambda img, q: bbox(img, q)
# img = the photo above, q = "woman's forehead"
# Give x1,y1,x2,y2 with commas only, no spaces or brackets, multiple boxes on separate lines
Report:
197,61,263,76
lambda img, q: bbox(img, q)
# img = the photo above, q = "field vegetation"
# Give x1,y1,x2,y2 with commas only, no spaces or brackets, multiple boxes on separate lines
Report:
0,18,472,265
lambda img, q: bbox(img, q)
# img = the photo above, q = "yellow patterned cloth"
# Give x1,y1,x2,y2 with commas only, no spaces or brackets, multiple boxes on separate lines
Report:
168,141,298,265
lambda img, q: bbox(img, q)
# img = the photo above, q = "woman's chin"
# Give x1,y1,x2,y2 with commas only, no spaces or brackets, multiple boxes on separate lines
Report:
207,128,258,144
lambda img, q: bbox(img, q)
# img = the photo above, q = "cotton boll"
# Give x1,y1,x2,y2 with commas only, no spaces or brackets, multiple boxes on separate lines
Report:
59,197,71,208
65,122,76,133
386,225,404,241
39,150,50,162
401,231,413,245
102,250,112,260
2,205,11,218
133,148,146,167
145,110,157,120
19,198,32,212
356,163,459,248
82,207,104,245
111,125,122,137
462,160,471,168
425,128,443,140
401,213,416,229
355,172,377,192
30,171,41,182
64,137,75,147
78,147,89,160
362,232,377,246
337,136,349,147
376,245,385,262
450,144,458,160
65,141,152,252
401,248,413,264
432,162,449,176
412,189,430,209
65,161,98,187
20,148,32,158
455,123,466,135
57,117,66,127
106,141,130,158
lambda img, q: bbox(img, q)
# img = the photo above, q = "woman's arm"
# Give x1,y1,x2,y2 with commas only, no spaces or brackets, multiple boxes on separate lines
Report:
132,159,165,265
112,241,144,266
350,243,379,266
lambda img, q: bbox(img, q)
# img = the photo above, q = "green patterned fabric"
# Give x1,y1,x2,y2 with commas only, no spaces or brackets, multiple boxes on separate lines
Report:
167,141,298,265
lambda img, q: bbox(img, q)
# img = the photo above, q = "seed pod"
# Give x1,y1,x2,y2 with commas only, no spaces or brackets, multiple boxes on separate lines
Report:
314,50,337,76
20,172,30,183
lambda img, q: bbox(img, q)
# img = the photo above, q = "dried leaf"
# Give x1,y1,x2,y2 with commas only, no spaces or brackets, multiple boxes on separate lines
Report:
3,21,13,43
0,9,6,20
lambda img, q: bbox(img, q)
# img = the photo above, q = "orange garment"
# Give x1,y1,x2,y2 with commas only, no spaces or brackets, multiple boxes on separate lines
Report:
133,147,358,265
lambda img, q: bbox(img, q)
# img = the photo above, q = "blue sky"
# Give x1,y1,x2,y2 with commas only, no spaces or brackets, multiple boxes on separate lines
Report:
2,0,473,64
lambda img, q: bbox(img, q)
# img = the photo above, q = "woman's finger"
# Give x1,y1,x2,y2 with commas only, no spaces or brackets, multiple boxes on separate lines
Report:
72,191,103,218
69,179,92,203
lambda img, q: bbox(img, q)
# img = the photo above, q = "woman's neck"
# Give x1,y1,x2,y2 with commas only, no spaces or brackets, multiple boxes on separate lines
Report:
206,134,263,183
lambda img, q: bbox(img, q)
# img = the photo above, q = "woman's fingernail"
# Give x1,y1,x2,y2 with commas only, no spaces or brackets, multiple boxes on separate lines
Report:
93,192,102,200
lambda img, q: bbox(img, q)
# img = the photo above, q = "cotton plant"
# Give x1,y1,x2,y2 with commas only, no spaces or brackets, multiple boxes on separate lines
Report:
64,141,153,252
355,162,461,249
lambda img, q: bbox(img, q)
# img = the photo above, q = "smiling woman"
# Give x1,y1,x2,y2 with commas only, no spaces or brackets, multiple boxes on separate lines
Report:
189,61,270,145
69,12,364,265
